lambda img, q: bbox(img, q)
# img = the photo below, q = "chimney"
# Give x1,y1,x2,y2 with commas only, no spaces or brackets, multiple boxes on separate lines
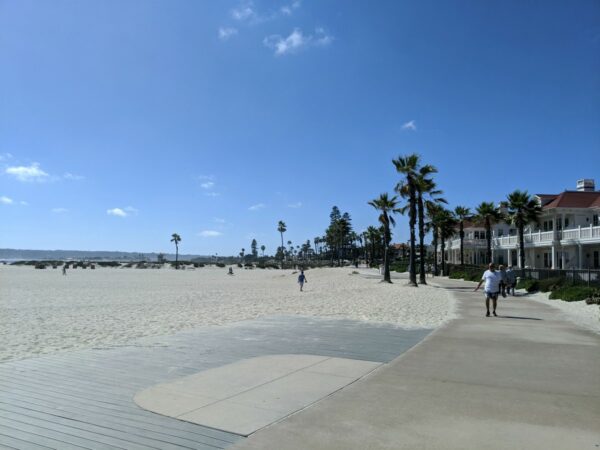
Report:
576,179,595,192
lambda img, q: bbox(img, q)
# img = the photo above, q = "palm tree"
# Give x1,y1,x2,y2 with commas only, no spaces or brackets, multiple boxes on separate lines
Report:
437,209,458,275
454,206,471,266
393,154,420,287
170,233,181,269
240,248,245,262
365,226,379,265
475,202,504,264
504,190,542,269
260,245,266,257
277,221,287,261
368,193,398,283
414,172,445,284
426,202,444,275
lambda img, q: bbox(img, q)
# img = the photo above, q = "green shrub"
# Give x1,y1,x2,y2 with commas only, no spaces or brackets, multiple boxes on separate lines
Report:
537,277,569,293
216,262,226,268
549,286,595,302
449,271,466,279
517,278,538,293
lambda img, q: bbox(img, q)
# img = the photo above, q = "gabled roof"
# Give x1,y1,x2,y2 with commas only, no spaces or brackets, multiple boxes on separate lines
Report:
540,191,600,209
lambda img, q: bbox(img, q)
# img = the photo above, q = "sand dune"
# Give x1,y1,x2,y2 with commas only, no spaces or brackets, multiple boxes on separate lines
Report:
0,265,455,361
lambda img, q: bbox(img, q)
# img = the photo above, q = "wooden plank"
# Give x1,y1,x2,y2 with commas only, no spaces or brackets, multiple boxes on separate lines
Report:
0,399,230,449
0,432,53,450
0,424,90,450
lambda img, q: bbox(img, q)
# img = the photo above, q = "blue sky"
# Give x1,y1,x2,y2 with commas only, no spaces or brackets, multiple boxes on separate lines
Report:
1,0,599,255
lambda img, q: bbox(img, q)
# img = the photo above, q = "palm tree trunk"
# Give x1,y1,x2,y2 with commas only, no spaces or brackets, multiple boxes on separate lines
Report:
459,222,464,266
518,225,525,269
485,219,492,263
280,232,284,264
417,193,426,284
175,244,179,269
383,219,392,283
441,236,446,275
432,230,438,276
408,182,418,286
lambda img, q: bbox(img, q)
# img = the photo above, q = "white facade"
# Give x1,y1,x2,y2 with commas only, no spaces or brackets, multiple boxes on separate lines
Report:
444,180,600,269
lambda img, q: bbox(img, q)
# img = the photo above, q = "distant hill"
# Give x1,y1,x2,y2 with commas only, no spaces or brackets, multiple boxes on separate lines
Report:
0,248,213,262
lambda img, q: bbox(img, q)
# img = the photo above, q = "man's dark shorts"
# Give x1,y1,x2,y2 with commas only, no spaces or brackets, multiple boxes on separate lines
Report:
484,291,499,300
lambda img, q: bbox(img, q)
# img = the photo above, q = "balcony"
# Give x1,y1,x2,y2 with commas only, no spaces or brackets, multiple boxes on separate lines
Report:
492,225,600,248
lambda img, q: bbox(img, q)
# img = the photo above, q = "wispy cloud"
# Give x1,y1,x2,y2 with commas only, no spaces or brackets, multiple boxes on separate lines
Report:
204,192,220,197
287,202,302,208
0,153,13,161
63,172,84,181
280,1,301,16
0,196,13,205
218,27,238,40
231,1,256,21
20,201,28,206
401,120,417,131
52,207,68,213
5,163,49,182
213,217,227,224
200,181,215,189
248,203,266,211
263,28,333,56
199,230,223,237
107,206,138,217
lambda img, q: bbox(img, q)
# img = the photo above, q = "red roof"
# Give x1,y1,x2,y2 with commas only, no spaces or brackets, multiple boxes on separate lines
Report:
540,191,600,209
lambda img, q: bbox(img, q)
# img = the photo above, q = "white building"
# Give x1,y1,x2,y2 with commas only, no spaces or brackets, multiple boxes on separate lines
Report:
445,179,600,269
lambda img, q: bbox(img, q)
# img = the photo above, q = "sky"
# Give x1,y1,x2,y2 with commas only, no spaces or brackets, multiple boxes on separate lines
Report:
1,0,599,255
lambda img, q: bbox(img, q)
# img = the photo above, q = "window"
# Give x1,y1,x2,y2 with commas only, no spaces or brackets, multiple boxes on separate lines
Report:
542,220,553,231
543,253,551,268
594,251,599,269
498,229,504,237
594,215,599,227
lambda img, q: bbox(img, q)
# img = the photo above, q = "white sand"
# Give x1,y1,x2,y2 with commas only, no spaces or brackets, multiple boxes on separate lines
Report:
0,266,454,362
526,291,600,335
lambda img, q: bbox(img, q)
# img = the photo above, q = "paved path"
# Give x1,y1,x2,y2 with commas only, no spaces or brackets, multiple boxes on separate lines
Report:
0,316,429,449
233,277,600,450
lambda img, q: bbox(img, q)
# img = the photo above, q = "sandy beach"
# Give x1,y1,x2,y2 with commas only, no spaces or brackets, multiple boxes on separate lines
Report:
0,265,455,362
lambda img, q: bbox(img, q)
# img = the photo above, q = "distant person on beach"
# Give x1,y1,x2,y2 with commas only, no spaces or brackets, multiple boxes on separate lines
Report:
474,263,502,317
228,267,234,275
505,266,516,296
498,265,508,297
62,265,67,276
298,270,307,291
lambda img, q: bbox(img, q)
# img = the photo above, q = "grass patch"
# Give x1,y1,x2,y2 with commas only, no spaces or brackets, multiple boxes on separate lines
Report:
549,286,596,302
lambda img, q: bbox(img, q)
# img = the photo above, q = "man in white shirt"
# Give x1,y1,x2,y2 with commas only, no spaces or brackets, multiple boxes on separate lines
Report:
474,263,502,317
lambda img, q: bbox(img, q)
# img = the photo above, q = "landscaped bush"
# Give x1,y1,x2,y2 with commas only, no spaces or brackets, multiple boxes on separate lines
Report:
516,278,539,293
549,286,596,302
97,261,121,267
390,262,408,273
216,262,226,268
537,277,569,293
585,289,600,305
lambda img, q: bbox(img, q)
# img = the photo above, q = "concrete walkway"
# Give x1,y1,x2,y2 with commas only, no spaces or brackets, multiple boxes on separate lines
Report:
233,277,600,450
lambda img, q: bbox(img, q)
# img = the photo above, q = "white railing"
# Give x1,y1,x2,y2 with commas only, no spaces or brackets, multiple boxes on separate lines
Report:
561,225,600,241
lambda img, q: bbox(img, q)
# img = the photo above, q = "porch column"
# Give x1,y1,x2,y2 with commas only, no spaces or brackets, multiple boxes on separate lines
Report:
561,248,566,269
551,245,556,269
507,249,511,266
578,244,583,269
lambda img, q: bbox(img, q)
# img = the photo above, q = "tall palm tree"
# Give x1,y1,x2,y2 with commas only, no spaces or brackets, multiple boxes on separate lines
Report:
277,221,287,261
414,173,445,284
240,248,245,262
368,193,398,283
170,233,181,269
474,202,504,264
260,245,266,257
437,209,458,275
366,226,380,265
504,190,542,269
393,154,420,287
454,206,471,266
426,202,444,275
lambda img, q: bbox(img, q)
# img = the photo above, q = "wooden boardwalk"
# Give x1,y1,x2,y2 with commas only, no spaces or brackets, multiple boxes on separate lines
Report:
0,316,430,449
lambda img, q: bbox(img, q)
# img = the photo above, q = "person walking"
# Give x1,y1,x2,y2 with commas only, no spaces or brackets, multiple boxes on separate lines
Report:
505,266,516,296
62,264,67,276
498,265,508,297
297,270,307,292
474,263,502,317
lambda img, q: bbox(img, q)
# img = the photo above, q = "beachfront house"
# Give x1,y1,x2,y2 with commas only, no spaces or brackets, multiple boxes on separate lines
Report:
443,179,600,269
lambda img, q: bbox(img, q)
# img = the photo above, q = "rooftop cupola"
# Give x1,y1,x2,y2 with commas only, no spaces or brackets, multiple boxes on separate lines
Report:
576,179,595,192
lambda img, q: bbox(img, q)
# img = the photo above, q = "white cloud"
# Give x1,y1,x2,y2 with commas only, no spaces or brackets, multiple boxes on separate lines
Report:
248,203,266,211
0,153,13,161
52,207,68,213
107,208,127,217
5,163,49,182
0,196,13,205
63,172,84,181
264,28,333,56
287,202,302,208
231,2,256,21
204,192,220,197
281,1,301,16
199,230,223,237
20,201,28,206
200,181,215,189
218,27,238,40
107,206,138,217
213,217,227,223
401,120,417,131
